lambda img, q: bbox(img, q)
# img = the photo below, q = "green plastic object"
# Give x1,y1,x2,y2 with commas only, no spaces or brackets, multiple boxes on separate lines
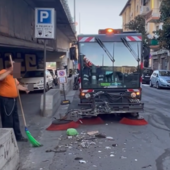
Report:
25,127,42,147
67,128,78,136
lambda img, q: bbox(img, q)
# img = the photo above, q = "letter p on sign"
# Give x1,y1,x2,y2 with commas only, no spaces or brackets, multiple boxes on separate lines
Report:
40,11,49,22
37,9,52,24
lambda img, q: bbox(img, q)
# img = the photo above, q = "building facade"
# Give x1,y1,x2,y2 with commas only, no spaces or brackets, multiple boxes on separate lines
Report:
120,0,170,70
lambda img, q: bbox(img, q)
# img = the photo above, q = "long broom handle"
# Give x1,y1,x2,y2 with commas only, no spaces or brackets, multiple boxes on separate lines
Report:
9,55,27,127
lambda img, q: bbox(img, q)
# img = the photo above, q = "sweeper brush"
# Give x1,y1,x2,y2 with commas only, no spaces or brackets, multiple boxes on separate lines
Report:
119,117,148,126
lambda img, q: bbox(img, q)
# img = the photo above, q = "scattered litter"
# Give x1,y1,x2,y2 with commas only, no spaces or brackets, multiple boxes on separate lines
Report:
106,136,114,140
68,153,72,155
80,140,96,148
46,149,66,153
142,165,152,168
112,144,117,147
98,151,102,153
68,136,73,139
95,134,106,138
75,157,83,160
93,165,97,168
120,156,127,159
135,159,138,161
105,146,111,149
87,131,99,136
79,160,87,164
110,154,115,157
67,128,78,136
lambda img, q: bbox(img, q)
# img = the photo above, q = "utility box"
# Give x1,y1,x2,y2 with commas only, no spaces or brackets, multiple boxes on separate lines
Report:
0,128,19,170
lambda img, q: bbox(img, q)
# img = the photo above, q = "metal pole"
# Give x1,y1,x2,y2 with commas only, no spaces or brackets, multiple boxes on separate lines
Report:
74,0,76,23
43,40,47,115
63,83,66,100
79,13,81,34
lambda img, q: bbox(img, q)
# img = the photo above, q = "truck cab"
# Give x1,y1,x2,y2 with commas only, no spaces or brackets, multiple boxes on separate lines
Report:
73,28,150,117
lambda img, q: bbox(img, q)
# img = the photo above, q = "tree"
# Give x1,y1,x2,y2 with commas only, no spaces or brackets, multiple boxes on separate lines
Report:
127,15,150,46
155,0,170,50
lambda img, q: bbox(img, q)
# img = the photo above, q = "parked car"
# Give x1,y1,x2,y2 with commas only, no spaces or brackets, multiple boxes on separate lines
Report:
142,68,153,84
150,70,170,89
47,69,58,85
20,70,53,91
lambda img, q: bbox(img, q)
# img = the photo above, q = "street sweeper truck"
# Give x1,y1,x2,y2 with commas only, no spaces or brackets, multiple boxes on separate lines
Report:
72,28,150,118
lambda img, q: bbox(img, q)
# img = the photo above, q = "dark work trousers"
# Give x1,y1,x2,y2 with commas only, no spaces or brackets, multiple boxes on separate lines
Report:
0,96,22,140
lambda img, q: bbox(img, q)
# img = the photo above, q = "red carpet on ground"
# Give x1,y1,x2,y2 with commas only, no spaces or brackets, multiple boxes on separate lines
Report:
119,117,148,126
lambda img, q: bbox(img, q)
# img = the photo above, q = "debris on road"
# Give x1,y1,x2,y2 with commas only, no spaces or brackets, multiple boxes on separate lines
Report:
135,159,138,161
120,156,127,159
112,144,117,147
142,165,152,168
87,131,99,136
98,151,102,153
79,160,87,164
95,134,106,138
93,165,97,167
106,136,114,140
105,146,111,149
75,157,83,160
110,154,115,157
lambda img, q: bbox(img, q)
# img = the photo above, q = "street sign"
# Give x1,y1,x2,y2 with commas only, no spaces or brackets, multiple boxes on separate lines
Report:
58,77,67,84
35,8,56,39
57,69,67,78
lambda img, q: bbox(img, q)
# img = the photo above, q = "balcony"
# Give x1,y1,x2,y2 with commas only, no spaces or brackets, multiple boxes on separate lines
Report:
145,8,160,23
140,6,150,15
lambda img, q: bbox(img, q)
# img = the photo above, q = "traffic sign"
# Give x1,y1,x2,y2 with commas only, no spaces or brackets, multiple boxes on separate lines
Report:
57,69,67,78
35,8,56,39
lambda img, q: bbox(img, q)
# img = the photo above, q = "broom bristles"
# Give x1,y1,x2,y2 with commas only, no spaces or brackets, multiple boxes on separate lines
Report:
25,128,42,147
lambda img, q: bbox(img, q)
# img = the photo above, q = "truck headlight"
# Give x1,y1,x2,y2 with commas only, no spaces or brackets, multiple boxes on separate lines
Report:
85,93,91,99
131,92,136,98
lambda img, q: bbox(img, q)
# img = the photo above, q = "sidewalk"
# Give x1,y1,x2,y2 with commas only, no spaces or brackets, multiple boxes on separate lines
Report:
18,90,77,170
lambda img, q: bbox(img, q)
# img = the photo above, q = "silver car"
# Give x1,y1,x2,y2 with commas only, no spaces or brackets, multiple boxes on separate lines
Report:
150,70,170,89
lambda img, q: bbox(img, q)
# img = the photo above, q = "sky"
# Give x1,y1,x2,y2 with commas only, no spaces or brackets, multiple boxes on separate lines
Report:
67,0,127,34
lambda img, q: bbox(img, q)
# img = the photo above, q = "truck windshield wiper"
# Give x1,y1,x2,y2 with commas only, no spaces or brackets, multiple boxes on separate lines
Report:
95,38,115,62
121,38,140,62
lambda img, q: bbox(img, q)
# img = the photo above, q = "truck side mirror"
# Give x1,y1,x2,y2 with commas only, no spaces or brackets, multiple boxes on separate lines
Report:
143,46,150,68
69,47,77,60
144,60,149,67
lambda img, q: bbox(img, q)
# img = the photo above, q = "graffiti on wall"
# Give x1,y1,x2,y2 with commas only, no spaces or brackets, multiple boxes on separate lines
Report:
0,52,44,75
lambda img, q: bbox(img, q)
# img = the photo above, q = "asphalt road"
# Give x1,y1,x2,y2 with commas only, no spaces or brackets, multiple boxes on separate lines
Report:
48,85,170,170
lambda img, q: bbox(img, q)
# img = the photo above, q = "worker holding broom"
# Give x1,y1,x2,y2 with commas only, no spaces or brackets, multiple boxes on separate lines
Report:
0,61,29,142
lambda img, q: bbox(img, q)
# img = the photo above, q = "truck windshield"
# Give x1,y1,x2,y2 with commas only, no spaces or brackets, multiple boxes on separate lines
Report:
79,42,141,89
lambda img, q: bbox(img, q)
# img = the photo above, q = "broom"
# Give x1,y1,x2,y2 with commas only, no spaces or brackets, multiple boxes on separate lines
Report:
9,55,42,147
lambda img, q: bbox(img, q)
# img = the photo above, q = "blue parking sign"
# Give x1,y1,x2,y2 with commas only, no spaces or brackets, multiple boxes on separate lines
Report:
35,8,56,39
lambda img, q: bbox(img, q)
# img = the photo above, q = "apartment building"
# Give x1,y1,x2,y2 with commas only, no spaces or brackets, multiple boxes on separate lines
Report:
120,0,170,70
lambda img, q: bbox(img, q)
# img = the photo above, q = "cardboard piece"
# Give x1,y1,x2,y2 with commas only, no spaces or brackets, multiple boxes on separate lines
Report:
13,62,21,78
